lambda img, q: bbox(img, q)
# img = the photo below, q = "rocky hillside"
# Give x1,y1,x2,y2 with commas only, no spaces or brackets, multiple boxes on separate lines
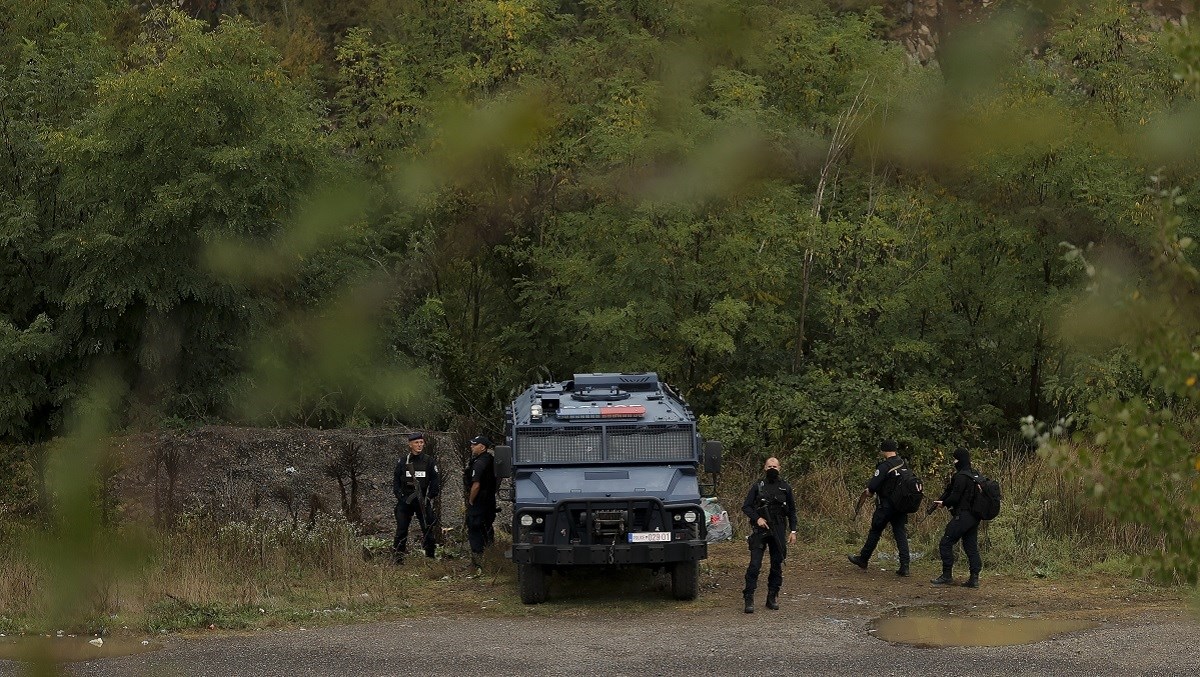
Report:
113,426,489,536
885,0,1196,64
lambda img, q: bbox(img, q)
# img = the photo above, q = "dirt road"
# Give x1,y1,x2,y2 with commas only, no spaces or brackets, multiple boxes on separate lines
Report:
4,547,1197,677
11,605,1196,676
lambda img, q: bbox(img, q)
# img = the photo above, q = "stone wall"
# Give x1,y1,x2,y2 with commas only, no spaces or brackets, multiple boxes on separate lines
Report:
112,426,506,537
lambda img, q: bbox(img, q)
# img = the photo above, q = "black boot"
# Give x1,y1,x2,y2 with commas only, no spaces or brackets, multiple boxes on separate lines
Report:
896,565,910,577
743,597,755,614
930,570,953,585
765,592,779,610
961,574,980,588
847,554,868,569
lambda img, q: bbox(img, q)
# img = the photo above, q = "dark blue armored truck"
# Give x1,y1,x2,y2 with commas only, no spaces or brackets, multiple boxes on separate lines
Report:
494,372,722,604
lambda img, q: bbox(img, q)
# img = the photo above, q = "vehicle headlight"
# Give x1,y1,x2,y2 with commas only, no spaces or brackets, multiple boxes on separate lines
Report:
683,511,698,523
520,514,534,527
535,516,543,525
673,513,682,522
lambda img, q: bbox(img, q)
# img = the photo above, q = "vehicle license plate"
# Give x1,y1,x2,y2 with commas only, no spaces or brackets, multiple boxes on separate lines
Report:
628,532,671,543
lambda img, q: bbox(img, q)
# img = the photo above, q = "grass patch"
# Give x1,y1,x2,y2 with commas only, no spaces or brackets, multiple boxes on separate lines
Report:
1085,553,1141,578
0,451,1186,634
710,449,1171,582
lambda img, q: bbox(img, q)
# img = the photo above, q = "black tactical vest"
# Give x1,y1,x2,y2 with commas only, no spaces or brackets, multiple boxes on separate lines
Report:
755,479,790,524
402,453,435,494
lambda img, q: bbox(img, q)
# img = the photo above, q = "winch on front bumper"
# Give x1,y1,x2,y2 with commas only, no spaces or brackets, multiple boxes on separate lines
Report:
509,497,707,566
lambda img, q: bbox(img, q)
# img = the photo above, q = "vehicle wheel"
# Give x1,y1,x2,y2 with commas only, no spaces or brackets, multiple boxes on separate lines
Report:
518,563,548,604
671,560,699,601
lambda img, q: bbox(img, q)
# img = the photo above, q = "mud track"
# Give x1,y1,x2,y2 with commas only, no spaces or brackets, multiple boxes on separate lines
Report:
5,545,1196,676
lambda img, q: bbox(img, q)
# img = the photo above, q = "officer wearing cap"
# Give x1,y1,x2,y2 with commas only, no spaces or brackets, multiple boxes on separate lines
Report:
848,439,911,576
393,432,440,563
463,434,498,574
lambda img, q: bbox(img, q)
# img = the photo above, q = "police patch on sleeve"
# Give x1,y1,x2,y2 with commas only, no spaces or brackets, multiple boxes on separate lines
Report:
873,469,880,476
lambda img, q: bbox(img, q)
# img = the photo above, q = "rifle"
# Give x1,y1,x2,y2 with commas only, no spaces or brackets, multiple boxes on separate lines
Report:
405,460,434,539
853,490,869,519
914,500,939,525
754,489,784,551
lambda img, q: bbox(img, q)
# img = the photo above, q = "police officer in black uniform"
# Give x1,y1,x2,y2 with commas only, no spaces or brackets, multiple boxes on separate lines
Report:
848,439,911,576
393,432,441,563
463,434,498,574
928,447,982,588
741,457,798,613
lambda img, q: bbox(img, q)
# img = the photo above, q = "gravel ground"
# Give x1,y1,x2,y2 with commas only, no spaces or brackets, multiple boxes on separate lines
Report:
3,604,1196,677
4,504,1194,677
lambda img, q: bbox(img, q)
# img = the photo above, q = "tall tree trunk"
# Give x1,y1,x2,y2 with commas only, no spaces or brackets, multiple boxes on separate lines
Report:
792,250,814,371
793,79,872,371
1028,321,1043,420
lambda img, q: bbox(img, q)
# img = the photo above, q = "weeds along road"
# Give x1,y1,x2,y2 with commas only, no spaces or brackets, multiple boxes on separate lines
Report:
7,606,1199,676
3,548,1197,676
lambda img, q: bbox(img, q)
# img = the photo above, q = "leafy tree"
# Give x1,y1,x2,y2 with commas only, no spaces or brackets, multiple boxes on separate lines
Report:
1036,17,1200,582
47,9,329,422
0,7,117,441
1042,181,1199,582
2,0,1198,492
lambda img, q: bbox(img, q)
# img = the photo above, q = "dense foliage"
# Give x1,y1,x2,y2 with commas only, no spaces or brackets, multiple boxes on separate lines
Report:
1,0,1197,481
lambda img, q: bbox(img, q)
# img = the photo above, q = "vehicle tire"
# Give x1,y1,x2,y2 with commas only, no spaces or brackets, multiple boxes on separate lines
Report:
671,560,699,601
518,564,548,604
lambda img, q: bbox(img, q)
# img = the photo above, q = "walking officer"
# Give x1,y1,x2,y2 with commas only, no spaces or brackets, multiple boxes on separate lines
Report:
393,432,441,563
928,447,982,588
463,434,498,574
848,439,911,576
741,457,798,613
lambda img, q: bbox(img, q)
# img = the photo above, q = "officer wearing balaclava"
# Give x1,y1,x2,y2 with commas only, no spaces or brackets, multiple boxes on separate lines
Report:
928,447,982,588
740,457,797,613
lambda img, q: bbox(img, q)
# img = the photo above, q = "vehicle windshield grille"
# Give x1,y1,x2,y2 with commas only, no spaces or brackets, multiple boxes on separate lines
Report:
607,427,693,462
516,428,603,463
514,425,695,463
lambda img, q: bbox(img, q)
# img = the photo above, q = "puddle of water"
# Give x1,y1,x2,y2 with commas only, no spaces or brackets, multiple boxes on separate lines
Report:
0,636,161,663
870,607,1097,647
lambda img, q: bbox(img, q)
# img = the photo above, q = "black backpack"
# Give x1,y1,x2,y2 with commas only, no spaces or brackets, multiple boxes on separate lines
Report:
886,462,924,514
963,471,1002,520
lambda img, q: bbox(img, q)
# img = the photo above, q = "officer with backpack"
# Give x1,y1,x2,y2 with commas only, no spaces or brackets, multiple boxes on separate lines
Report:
741,457,798,613
929,447,982,588
848,439,914,576
463,434,498,575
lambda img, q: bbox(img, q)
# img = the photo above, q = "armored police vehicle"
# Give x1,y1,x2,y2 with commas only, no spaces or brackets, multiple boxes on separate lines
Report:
494,372,722,604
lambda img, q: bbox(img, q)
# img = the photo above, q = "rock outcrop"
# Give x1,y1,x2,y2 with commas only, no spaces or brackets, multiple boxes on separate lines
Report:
884,0,1197,65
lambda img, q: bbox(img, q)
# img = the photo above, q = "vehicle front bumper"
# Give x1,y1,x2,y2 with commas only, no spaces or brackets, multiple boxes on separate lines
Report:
510,540,707,566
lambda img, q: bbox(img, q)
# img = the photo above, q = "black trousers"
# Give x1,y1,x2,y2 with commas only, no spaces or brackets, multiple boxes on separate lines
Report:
484,506,496,546
394,499,437,558
743,527,786,598
939,511,981,576
465,507,494,555
860,503,910,567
